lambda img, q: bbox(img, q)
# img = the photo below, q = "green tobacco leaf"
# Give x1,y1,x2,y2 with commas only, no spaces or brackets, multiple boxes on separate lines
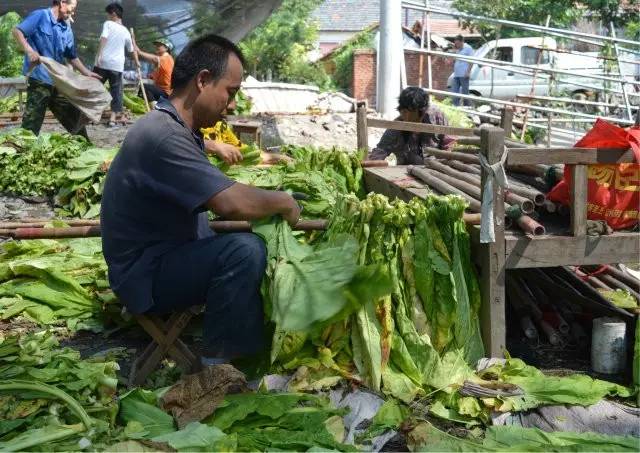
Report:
481,358,631,411
207,392,312,431
119,391,175,438
381,365,423,403
483,425,640,452
254,220,368,331
364,399,409,438
429,400,481,427
152,422,231,452
352,301,383,391
598,289,639,309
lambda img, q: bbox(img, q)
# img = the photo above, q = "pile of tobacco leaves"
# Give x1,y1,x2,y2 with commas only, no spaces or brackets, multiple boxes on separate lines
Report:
0,129,638,452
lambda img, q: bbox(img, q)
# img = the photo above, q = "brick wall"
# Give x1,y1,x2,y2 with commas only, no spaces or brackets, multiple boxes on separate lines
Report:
352,49,455,108
352,49,377,108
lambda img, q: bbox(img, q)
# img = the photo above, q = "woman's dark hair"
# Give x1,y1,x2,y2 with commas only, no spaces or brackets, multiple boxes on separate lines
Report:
105,3,124,19
397,86,429,113
171,34,245,92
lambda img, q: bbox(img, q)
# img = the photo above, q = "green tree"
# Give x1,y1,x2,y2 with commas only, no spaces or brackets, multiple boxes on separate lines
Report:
0,12,23,77
452,0,639,40
237,0,330,87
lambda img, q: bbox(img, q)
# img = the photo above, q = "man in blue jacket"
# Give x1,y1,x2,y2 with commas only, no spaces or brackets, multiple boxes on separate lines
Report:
451,35,474,107
12,0,101,137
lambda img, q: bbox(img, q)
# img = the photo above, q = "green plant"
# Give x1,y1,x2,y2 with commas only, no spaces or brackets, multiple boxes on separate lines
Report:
0,12,23,77
329,28,375,94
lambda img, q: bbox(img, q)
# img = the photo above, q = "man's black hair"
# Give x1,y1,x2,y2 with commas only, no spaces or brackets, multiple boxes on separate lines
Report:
454,34,464,42
171,34,245,92
106,3,124,19
397,86,429,113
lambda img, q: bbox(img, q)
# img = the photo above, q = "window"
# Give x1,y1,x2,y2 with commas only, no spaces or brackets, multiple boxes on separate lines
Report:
494,47,513,63
522,46,550,65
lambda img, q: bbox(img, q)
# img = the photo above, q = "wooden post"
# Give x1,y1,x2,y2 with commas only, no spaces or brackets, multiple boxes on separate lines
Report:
499,107,514,139
570,164,588,237
356,101,369,153
479,127,506,357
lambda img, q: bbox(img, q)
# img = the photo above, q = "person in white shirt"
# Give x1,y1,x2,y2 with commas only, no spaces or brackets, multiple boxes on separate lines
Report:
94,2,133,127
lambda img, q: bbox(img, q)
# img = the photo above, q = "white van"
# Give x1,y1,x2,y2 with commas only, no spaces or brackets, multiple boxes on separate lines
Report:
446,37,605,100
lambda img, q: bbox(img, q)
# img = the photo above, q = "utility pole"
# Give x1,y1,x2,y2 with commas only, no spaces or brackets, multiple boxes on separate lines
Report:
378,0,402,118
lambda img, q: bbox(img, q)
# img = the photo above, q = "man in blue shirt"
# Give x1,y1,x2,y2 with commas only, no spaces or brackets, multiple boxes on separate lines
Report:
451,35,474,107
101,34,301,366
12,0,100,137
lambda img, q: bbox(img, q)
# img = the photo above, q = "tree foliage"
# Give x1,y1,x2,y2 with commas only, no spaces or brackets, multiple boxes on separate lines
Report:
452,0,640,40
237,0,331,88
329,28,375,94
0,12,23,77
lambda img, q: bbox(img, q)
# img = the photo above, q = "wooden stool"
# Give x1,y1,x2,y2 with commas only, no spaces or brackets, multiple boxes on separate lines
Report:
128,305,203,387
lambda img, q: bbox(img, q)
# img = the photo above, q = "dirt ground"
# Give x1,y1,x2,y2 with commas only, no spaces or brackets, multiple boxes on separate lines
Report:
39,112,385,150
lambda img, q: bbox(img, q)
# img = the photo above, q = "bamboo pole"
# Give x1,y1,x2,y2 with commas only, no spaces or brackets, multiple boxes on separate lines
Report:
611,23,633,121
520,15,551,142
130,28,150,112
423,159,536,213
407,165,482,211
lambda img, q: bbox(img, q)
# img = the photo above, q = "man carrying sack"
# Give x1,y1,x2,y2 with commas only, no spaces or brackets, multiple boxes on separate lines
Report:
12,0,101,138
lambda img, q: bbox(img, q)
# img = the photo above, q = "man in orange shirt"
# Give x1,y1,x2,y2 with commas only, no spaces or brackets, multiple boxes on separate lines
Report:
135,37,174,103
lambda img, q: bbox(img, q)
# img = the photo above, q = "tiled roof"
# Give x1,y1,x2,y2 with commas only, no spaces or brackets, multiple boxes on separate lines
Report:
312,0,457,32
422,19,480,37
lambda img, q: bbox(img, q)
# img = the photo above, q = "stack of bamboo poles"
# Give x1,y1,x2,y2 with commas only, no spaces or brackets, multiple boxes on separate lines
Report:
405,141,566,236
506,266,638,347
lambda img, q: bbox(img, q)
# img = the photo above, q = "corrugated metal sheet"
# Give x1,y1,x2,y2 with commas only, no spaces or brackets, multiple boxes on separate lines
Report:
242,78,355,113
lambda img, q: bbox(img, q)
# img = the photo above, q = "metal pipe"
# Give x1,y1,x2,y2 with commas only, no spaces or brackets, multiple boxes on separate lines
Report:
407,165,482,212
402,1,640,49
520,15,552,142
529,44,640,66
611,23,633,121
414,47,640,90
378,0,403,117
516,94,623,108
460,108,595,135
421,89,636,126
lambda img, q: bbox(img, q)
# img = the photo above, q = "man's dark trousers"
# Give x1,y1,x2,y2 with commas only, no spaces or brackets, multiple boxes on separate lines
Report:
22,78,89,138
149,232,267,359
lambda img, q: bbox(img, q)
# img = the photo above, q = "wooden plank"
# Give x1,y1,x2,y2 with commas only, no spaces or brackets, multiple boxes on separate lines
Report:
479,127,507,358
500,107,514,135
356,101,369,152
507,147,635,165
367,117,476,137
504,232,640,268
363,166,429,202
570,164,588,237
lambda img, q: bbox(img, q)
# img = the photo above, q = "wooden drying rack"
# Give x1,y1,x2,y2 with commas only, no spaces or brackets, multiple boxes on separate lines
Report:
356,101,639,356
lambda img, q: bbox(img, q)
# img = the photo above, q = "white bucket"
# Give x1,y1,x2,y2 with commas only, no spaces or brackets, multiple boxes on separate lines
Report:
591,317,627,374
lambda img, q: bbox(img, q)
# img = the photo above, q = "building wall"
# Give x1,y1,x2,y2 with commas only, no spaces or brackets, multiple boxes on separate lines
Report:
352,49,455,108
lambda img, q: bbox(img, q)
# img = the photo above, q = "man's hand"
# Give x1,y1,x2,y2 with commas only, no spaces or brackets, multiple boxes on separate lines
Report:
205,140,243,165
27,49,40,66
282,197,302,227
86,70,103,80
